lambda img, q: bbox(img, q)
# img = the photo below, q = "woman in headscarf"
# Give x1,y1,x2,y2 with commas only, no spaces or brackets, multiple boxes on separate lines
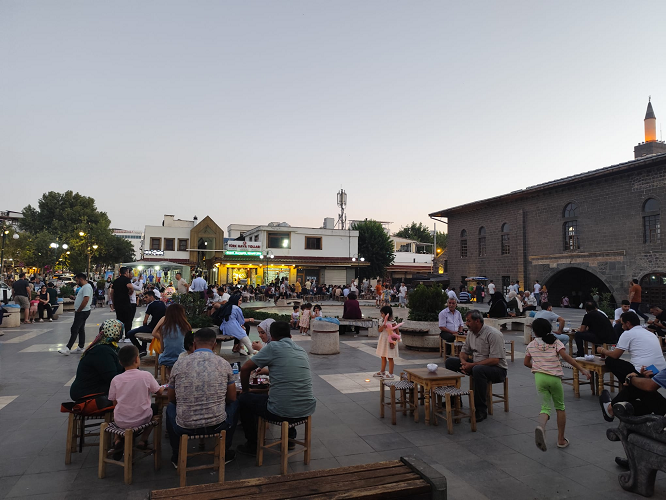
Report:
506,290,524,316
69,319,124,401
251,318,275,352
219,294,255,355
488,292,509,318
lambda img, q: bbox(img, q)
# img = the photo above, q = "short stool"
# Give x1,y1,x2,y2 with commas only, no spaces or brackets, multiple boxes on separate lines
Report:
257,416,311,475
433,386,476,434
98,418,161,484
65,411,113,464
380,375,417,424
177,430,226,487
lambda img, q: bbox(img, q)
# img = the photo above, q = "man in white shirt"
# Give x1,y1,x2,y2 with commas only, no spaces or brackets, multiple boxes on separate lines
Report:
533,280,541,306
438,298,464,354
446,287,458,301
398,283,407,308
488,280,496,296
190,274,207,297
613,300,635,339
175,273,189,294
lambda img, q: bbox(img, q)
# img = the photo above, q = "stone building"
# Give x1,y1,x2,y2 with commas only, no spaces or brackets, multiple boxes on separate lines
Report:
430,100,666,308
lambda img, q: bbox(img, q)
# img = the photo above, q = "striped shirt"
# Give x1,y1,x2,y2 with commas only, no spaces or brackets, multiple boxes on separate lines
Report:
525,339,566,377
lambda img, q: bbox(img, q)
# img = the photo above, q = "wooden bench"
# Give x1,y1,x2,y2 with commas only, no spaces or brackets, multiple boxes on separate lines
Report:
150,456,447,499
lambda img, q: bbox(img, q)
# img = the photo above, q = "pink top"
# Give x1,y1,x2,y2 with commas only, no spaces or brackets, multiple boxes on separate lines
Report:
525,339,566,378
108,369,160,428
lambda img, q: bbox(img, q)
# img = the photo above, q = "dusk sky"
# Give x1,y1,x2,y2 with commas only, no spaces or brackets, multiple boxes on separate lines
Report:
2,1,665,234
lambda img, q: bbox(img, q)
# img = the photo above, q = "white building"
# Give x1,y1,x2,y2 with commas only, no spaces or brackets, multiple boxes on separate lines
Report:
219,222,363,286
387,236,433,283
112,229,143,260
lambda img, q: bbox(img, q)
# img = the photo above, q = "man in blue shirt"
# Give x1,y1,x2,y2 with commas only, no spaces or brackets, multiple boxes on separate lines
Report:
59,273,93,355
126,291,166,356
236,321,316,455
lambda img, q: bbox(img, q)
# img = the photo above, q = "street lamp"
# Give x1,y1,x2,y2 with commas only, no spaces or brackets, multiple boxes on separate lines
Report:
259,250,274,285
351,253,365,282
50,242,70,275
1,226,19,280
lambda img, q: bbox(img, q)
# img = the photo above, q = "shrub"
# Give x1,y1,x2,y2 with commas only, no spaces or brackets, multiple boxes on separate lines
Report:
171,293,213,328
59,285,75,298
247,309,292,323
407,285,447,322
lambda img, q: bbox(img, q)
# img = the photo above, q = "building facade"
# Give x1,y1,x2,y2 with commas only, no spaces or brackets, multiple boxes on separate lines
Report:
112,229,143,260
387,236,433,283
430,102,666,308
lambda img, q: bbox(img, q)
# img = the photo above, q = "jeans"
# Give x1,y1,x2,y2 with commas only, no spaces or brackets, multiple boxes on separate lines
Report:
553,332,569,345
574,330,602,356
630,302,648,322
165,401,238,461
444,358,507,414
611,384,666,416
439,331,455,355
67,311,90,349
115,305,134,337
238,392,305,446
533,292,541,306
127,325,152,351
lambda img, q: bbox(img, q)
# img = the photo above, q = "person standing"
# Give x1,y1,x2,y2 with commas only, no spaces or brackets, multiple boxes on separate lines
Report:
533,280,541,306
190,274,207,299
110,267,135,339
488,280,496,296
175,272,189,295
59,273,93,355
629,279,648,322
475,283,484,304
294,279,301,298
398,282,407,308
12,272,32,325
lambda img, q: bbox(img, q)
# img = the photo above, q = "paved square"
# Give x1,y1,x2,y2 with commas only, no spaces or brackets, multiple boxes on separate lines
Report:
0,304,664,499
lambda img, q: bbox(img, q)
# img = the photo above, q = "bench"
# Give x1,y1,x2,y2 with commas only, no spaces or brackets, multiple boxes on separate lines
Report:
150,456,447,500
338,318,378,337
607,401,666,497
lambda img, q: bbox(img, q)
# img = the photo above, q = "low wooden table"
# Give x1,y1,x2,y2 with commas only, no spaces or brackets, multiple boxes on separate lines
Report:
572,356,617,398
404,367,464,425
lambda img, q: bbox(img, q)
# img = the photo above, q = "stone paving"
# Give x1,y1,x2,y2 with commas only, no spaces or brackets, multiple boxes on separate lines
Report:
0,301,664,499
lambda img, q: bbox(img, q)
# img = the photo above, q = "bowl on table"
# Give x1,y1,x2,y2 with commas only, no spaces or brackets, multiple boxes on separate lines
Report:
426,363,438,373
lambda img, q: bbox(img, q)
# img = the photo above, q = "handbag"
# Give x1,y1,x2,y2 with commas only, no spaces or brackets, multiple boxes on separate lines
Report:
60,393,115,416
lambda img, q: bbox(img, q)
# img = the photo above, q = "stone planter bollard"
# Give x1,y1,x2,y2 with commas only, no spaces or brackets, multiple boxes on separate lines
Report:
310,319,340,355
0,306,21,328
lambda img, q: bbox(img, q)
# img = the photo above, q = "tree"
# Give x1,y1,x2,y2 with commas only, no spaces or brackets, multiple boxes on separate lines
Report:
395,222,447,252
19,191,134,273
351,219,395,279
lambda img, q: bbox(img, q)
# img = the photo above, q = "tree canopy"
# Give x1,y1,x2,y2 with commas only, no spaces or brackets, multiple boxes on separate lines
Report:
394,221,447,250
18,191,134,273
351,219,395,279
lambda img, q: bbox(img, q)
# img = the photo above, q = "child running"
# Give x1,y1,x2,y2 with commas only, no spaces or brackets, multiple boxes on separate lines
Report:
299,303,312,336
108,345,163,459
524,318,591,451
374,305,402,379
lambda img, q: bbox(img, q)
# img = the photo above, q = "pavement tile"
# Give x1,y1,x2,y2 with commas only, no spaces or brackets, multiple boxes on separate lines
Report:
6,470,80,498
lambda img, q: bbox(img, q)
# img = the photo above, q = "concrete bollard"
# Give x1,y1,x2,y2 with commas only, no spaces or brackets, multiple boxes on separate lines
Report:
310,320,340,355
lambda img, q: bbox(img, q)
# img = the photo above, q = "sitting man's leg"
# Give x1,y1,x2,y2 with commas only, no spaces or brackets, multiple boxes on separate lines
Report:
574,330,599,356
237,392,270,454
470,364,507,420
127,324,152,352
166,402,184,464
604,357,638,383
444,356,462,373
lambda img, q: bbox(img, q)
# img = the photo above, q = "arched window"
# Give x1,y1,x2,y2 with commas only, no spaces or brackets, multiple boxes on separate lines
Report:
478,227,486,257
501,223,510,255
563,221,579,250
460,229,468,258
563,203,579,218
643,198,660,244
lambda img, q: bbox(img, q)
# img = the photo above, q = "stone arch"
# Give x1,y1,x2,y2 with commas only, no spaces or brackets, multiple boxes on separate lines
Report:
542,265,616,309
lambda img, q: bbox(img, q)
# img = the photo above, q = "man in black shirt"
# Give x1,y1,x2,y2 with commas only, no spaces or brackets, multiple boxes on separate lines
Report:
126,291,166,355
109,267,135,338
12,272,32,324
647,305,666,337
574,301,616,356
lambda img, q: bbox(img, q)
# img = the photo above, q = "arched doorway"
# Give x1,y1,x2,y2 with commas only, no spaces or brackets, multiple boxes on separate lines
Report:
640,272,666,307
544,267,614,309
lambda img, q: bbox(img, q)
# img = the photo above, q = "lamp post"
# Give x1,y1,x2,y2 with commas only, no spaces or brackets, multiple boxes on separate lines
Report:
49,242,69,278
1,225,19,281
351,253,364,283
259,250,274,285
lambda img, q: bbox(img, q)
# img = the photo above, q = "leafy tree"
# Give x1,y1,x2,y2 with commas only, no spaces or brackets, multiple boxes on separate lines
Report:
351,219,394,279
395,222,447,250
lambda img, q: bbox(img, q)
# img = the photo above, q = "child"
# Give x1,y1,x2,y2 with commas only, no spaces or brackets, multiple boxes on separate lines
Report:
29,297,40,323
299,303,312,336
177,331,195,361
375,306,401,379
290,305,300,330
108,345,163,458
524,318,591,451
312,304,322,318
382,286,391,307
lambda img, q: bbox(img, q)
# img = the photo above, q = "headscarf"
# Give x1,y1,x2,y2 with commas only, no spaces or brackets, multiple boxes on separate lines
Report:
218,293,242,322
81,319,123,358
507,290,523,312
257,318,275,342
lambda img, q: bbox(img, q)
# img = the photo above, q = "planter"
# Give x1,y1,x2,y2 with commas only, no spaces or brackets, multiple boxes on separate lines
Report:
400,320,440,351
310,320,340,355
0,305,21,328
62,299,75,312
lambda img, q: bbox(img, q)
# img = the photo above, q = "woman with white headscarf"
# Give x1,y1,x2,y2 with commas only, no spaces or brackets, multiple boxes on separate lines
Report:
251,318,275,352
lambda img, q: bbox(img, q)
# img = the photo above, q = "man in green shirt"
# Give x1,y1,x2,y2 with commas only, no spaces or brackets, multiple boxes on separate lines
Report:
237,321,316,455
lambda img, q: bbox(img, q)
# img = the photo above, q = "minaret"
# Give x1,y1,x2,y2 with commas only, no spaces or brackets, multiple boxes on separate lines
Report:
645,97,657,142
634,98,666,158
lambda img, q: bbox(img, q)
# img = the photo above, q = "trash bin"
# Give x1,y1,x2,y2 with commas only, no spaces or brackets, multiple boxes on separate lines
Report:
310,319,340,355
0,304,21,328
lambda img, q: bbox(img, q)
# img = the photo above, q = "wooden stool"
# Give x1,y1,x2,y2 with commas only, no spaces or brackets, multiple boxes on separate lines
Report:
487,377,509,415
443,341,464,360
257,416,311,475
65,412,113,464
433,386,476,434
177,431,226,487
505,340,515,362
380,375,417,425
561,361,575,387
98,418,161,484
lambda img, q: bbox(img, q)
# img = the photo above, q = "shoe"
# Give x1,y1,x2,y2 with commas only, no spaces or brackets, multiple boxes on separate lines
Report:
288,441,296,450
38,319,44,322
139,351,147,358
236,443,257,456
72,347,83,353
615,456,629,470
224,449,236,464
534,426,547,452
58,347,70,356
383,373,395,379
475,410,488,422
599,390,614,422
48,319,53,322
372,372,384,378
556,438,570,449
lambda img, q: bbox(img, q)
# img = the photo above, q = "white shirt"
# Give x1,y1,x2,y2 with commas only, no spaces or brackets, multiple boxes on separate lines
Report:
524,294,537,307
190,277,207,292
616,326,666,371
488,283,496,295
399,286,407,297
343,288,350,297
533,283,541,293
614,307,636,323
511,284,519,293
438,308,464,332
447,290,458,300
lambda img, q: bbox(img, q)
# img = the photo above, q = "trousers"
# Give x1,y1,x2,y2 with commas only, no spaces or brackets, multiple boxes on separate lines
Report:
238,392,306,446
444,358,506,413
67,311,90,349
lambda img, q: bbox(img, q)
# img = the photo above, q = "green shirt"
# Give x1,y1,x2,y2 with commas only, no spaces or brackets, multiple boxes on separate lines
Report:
251,338,316,418
46,288,58,306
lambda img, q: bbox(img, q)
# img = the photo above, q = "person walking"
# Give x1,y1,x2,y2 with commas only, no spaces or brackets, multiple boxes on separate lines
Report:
59,273,93,355
533,280,541,306
12,272,32,325
109,267,135,339
628,279,648,322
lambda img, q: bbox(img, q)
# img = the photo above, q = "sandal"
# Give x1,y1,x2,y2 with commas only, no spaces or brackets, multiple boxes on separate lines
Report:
557,438,570,449
372,372,384,378
535,426,547,452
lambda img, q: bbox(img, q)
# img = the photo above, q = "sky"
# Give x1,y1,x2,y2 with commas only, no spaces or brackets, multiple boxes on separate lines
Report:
2,1,666,235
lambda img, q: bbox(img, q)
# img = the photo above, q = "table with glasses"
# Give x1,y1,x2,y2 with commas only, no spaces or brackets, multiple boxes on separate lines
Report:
404,367,464,425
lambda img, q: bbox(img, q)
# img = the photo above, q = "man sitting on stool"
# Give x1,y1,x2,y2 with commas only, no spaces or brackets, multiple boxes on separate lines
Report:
444,310,508,422
438,297,464,355
574,301,616,356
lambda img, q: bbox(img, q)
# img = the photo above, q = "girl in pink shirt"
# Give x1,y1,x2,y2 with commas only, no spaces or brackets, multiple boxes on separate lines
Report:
108,345,163,456
525,318,590,452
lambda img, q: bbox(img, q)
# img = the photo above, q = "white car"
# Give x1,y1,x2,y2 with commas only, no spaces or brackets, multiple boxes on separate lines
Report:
0,282,13,302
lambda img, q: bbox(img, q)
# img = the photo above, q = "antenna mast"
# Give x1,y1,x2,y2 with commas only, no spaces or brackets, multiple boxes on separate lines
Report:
336,189,347,230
